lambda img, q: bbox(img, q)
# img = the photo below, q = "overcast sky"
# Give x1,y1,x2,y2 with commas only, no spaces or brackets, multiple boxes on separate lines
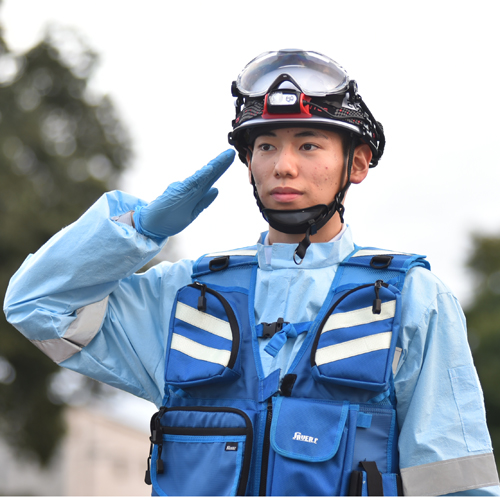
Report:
2,0,500,425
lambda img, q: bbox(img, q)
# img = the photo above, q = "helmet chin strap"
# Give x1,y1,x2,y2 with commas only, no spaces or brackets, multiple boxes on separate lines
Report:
251,138,355,265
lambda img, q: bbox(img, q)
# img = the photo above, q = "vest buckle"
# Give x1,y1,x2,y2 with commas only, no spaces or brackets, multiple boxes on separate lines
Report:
262,317,288,338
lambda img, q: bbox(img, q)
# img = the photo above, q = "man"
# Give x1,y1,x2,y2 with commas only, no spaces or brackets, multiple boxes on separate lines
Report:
4,49,499,496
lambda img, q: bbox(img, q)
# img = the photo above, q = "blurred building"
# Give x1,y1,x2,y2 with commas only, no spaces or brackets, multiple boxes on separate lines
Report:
0,405,151,496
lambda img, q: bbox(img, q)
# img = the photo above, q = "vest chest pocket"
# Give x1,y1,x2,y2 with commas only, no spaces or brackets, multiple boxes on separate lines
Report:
311,281,401,392
267,397,354,496
149,406,253,496
165,283,241,387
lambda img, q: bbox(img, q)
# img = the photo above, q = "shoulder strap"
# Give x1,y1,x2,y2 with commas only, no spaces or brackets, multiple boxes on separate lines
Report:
191,244,430,292
191,247,258,289
336,245,431,291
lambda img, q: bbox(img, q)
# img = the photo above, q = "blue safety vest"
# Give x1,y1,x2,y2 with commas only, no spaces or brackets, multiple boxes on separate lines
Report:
145,245,430,496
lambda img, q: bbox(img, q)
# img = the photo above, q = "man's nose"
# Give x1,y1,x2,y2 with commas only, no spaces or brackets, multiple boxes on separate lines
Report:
273,149,299,178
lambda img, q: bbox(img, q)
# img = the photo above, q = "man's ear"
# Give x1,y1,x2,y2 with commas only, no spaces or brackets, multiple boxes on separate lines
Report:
350,143,372,184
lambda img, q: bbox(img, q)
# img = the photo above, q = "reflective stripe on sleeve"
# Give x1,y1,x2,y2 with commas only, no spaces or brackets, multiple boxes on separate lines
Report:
31,337,82,364
111,211,134,227
175,302,232,340
64,296,109,346
322,300,396,333
170,333,231,366
205,249,257,257
352,249,411,257
30,297,109,364
401,452,500,496
316,331,392,366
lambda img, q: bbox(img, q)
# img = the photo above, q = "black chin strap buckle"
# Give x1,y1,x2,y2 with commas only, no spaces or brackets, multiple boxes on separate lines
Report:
293,223,316,265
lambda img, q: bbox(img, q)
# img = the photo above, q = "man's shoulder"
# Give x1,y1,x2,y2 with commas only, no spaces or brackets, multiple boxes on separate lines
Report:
349,242,453,300
404,265,453,296
344,244,430,282
349,244,426,260
400,265,461,329
202,244,259,257
188,244,259,276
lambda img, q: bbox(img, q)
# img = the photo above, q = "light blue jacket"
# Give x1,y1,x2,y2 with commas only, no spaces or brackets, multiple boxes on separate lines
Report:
4,190,499,496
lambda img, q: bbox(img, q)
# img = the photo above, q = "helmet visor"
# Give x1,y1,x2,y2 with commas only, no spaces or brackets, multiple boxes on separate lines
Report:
236,49,349,97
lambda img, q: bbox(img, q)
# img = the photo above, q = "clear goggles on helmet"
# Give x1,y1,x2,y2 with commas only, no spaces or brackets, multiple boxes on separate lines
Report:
236,49,349,98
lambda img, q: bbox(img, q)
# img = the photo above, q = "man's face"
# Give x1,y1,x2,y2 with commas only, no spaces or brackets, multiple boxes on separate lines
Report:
248,128,346,211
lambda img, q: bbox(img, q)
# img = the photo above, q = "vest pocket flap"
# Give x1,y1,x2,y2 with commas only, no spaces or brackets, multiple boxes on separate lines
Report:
312,282,401,392
270,397,349,462
166,283,241,387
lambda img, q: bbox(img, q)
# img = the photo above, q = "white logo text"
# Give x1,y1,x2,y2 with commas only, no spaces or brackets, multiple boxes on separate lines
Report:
293,432,318,444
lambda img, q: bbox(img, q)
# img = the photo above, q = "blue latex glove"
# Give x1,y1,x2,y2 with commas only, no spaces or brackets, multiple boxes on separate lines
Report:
133,149,235,239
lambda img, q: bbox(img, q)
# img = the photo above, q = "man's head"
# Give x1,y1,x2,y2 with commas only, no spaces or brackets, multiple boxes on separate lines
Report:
227,49,384,262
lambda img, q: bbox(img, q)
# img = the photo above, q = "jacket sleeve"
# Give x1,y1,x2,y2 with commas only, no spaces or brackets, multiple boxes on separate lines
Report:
395,267,500,496
3,190,194,407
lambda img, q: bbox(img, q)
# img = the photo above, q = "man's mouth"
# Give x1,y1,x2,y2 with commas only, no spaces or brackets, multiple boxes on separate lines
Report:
270,187,302,203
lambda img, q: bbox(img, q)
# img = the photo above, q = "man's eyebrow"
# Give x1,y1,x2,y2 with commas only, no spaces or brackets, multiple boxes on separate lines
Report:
255,130,329,140
294,130,329,139
255,131,277,138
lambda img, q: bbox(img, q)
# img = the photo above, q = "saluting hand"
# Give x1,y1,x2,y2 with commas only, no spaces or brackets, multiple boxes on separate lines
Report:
133,149,235,239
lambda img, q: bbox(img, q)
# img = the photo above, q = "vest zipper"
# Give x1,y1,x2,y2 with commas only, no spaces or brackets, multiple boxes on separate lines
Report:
373,280,384,314
259,398,273,496
197,283,207,311
259,376,296,495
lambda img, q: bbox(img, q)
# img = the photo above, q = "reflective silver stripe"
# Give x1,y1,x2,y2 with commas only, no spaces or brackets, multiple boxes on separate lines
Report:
112,211,134,226
30,297,109,364
352,249,411,257
31,337,81,364
170,333,231,366
316,331,392,366
392,347,402,375
322,300,396,333
401,452,500,496
65,297,109,346
175,302,232,340
205,249,257,257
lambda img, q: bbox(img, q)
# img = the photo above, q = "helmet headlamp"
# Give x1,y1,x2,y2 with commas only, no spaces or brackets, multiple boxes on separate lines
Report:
268,91,298,107
264,88,311,118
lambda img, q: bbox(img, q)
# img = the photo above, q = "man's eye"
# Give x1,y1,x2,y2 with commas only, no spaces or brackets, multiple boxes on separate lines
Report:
301,143,318,151
259,144,274,151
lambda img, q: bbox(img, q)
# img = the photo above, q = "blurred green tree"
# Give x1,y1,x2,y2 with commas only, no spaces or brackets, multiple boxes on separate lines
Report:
464,234,500,469
0,19,132,464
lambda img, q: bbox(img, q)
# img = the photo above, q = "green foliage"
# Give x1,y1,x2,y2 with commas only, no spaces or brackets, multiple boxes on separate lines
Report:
0,23,131,464
464,234,500,469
